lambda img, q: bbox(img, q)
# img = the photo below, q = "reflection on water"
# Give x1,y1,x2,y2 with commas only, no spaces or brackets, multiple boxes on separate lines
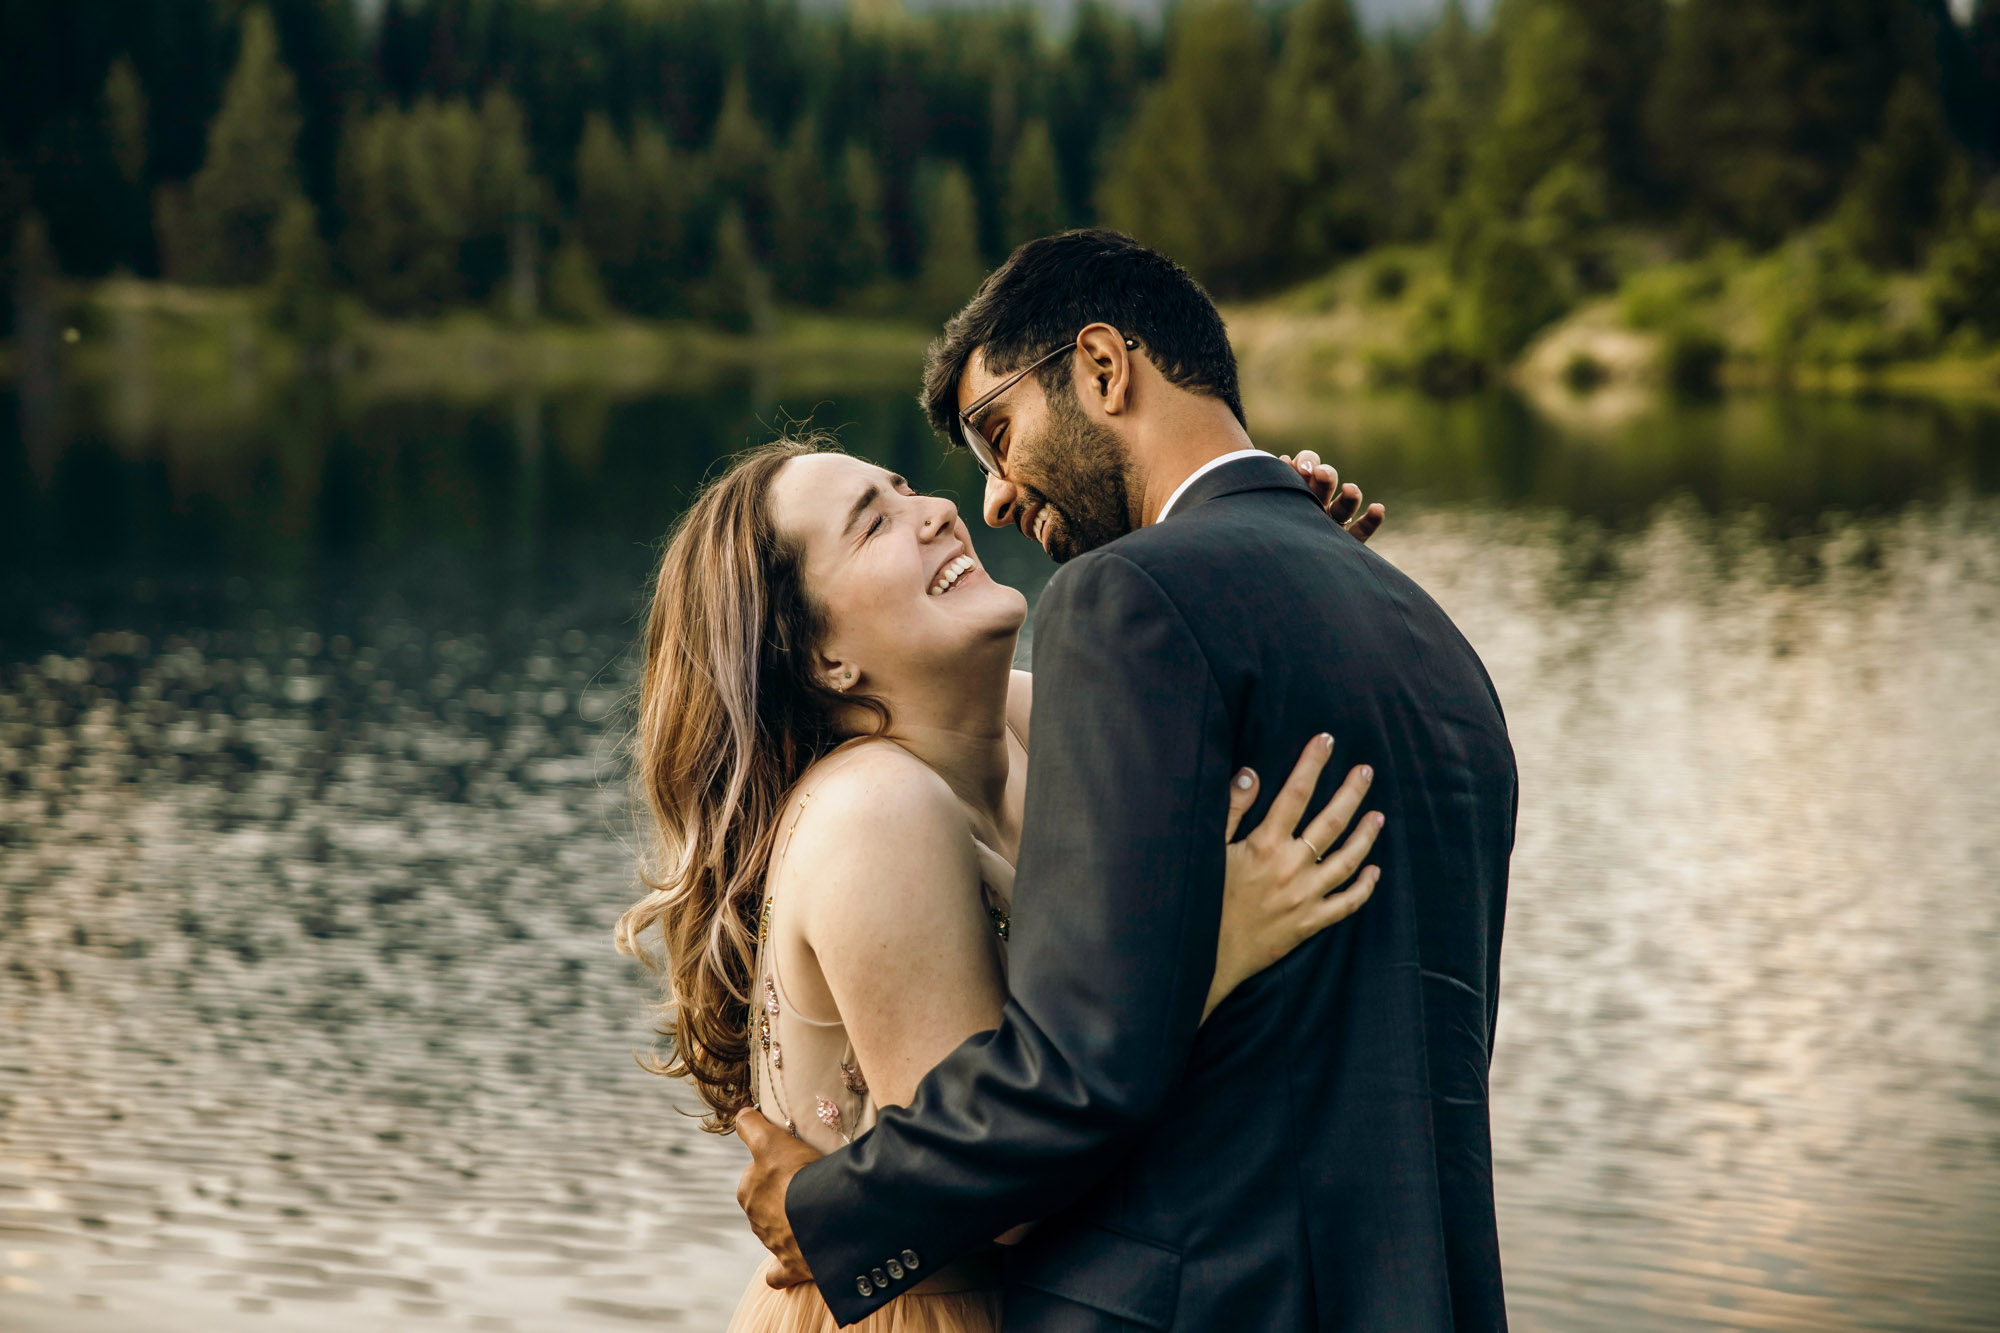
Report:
2,383,1997,1330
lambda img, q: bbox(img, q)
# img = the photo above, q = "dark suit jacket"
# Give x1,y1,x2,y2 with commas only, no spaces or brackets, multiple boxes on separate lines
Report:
788,454,1516,1331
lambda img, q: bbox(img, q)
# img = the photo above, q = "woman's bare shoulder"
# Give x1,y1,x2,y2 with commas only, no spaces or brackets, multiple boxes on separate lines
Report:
793,740,958,828
779,742,978,920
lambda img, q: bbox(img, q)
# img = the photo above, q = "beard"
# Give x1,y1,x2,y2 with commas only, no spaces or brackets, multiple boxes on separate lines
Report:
1020,387,1138,563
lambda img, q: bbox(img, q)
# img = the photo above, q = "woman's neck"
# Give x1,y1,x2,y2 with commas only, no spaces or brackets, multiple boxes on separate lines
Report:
841,638,1015,830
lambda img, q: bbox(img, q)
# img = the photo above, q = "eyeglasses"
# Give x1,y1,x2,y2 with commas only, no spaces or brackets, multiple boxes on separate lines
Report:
956,334,1138,478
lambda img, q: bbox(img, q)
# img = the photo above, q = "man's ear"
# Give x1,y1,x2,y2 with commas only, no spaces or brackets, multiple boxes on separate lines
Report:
1075,324,1133,417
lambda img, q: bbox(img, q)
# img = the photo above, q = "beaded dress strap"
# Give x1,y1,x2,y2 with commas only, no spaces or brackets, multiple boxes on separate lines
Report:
761,791,845,1029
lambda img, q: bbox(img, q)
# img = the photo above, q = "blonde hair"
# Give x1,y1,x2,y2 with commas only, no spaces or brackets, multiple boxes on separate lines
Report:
614,437,885,1131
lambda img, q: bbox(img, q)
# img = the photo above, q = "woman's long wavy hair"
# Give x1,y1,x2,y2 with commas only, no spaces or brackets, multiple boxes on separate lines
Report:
614,437,886,1132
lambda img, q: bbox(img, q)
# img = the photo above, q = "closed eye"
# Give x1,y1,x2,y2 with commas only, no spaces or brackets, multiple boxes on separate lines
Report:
865,515,884,539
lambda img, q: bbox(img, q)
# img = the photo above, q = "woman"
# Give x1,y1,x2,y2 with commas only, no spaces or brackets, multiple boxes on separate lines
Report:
615,437,1385,1333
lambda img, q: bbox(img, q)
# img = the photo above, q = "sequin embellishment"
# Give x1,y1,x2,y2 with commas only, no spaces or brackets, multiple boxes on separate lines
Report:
815,1096,843,1133
763,976,780,1016
839,1059,868,1096
988,905,1011,941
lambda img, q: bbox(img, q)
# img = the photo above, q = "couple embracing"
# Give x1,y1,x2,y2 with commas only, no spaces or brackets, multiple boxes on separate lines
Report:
617,231,1516,1332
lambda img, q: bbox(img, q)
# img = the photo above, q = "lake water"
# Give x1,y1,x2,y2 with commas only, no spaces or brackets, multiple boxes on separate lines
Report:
2,379,1997,1331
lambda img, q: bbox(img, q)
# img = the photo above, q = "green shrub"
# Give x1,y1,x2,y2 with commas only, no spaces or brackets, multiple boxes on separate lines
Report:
265,196,336,346
1463,227,1566,361
1930,209,2000,343
1661,326,1724,396
546,236,608,324
1619,261,1725,331
1562,350,1607,393
1414,345,1486,397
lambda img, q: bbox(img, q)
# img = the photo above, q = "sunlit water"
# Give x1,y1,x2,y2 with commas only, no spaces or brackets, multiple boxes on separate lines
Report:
1,383,1996,1331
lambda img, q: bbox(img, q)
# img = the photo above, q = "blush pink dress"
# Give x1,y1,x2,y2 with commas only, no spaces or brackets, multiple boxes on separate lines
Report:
725,774,1015,1333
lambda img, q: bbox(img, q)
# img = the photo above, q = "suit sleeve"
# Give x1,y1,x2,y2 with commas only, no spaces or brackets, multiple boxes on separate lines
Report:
787,551,1235,1326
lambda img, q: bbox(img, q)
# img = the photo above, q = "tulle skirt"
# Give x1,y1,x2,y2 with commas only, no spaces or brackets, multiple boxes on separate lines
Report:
725,1252,1003,1333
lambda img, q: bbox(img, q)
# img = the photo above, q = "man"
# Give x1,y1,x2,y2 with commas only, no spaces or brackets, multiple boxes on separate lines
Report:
737,229,1515,1330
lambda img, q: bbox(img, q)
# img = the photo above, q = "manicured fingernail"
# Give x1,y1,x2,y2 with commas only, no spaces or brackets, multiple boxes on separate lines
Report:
1234,769,1255,790
1372,812,1387,827
1319,733,1334,752
1359,765,1373,782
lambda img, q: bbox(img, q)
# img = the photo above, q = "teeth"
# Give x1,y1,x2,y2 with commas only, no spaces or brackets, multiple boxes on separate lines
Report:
928,555,975,596
1033,509,1051,544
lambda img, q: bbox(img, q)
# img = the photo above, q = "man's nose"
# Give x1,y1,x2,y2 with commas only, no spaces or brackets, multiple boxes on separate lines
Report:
982,473,1017,529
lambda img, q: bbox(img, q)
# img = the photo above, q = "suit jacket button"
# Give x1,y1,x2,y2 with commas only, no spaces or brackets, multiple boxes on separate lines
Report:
886,1258,904,1280
872,1266,889,1287
856,1276,873,1297
901,1249,921,1271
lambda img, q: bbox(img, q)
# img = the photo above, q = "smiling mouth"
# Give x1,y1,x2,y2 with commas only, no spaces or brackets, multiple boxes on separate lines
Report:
1021,502,1055,549
929,554,976,596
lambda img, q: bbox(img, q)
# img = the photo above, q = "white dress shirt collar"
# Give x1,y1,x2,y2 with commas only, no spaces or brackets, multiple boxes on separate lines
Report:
1155,449,1274,523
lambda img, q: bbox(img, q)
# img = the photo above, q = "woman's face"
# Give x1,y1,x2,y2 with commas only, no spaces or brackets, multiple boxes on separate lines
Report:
768,454,1027,691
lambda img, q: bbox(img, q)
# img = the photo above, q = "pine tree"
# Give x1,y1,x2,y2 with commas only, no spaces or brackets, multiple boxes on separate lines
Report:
917,161,987,322
339,102,465,314
1098,0,1283,296
708,70,775,255
705,202,772,334
1271,0,1373,270
1004,119,1065,249
546,232,609,324
468,90,539,308
266,195,336,345
1967,0,2000,165
1051,2,1150,227
99,56,154,274
835,143,890,294
1400,0,1481,238
1648,0,1920,244
102,57,149,190
576,113,639,275
338,92,536,315
771,114,840,306
1837,75,1960,268
628,118,697,316
182,6,306,285
1473,1,1597,221
1930,206,2000,340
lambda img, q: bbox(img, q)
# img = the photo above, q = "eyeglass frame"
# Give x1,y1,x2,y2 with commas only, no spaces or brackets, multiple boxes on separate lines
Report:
955,333,1140,478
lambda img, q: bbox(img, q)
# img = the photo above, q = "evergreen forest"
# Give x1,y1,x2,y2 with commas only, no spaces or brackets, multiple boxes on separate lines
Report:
4,0,2000,385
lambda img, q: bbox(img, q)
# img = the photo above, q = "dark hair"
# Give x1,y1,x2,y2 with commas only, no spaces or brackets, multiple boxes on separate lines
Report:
920,229,1244,445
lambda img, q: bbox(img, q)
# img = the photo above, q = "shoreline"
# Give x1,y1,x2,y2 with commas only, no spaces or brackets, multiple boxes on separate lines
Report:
2,270,1997,423
0,278,934,409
